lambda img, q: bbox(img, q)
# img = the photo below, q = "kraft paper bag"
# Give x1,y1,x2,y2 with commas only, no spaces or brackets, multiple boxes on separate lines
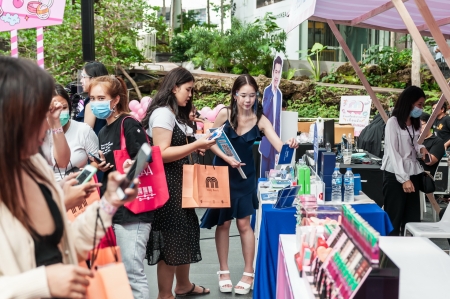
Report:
182,164,231,208
86,263,133,299
66,176,100,221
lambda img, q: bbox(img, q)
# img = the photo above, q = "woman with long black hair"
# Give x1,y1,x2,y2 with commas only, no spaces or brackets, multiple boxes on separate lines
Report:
143,67,215,299
381,85,431,236
200,74,298,295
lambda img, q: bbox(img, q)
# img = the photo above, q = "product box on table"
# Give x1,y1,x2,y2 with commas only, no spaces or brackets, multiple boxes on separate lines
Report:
316,148,326,177
321,152,336,176
320,174,332,188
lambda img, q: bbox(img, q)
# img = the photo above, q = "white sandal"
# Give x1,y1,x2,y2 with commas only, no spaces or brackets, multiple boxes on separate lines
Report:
217,270,233,293
234,272,254,295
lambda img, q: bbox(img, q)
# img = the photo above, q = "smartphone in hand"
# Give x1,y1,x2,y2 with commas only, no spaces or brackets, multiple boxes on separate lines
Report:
75,164,98,185
116,143,152,200
424,153,431,164
89,152,104,163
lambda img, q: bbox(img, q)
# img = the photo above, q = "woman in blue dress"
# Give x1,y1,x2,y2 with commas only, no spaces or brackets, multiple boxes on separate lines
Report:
200,74,298,295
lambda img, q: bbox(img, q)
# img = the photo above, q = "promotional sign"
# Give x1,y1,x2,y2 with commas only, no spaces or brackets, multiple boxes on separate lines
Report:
0,0,66,32
259,55,284,178
339,96,372,137
286,0,317,33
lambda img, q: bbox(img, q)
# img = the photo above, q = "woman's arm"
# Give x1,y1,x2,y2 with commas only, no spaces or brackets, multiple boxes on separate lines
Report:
0,267,51,299
208,108,235,163
153,128,215,163
84,102,96,129
258,115,284,153
49,101,71,168
384,119,410,183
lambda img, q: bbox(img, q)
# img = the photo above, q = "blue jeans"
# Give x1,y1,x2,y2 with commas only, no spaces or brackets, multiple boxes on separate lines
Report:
114,222,152,299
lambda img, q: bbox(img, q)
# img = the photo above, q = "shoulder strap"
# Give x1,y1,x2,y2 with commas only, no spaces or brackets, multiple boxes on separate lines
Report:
119,115,150,150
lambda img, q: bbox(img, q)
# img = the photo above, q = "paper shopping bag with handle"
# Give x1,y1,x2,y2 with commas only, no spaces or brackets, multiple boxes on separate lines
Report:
182,164,231,208
113,116,169,213
66,175,100,221
86,209,133,299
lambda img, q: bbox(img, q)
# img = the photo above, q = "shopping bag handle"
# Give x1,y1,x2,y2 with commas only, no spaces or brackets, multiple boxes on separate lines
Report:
90,208,119,268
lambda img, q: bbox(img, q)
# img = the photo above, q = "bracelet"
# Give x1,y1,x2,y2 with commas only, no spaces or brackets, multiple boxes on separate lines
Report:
51,127,63,134
100,196,118,215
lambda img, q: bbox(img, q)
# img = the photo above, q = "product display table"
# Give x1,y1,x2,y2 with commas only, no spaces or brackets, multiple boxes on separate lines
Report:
276,235,450,299
276,234,315,299
378,237,450,299
253,185,393,299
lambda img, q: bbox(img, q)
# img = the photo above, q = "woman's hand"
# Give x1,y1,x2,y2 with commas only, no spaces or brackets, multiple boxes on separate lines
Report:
46,264,93,298
63,173,102,211
402,180,415,193
122,159,135,174
286,137,299,149
420,147,431,164
194,134,216,150
91,150,114,172
47,100,63,128
103,171,139,207
225,156,246,169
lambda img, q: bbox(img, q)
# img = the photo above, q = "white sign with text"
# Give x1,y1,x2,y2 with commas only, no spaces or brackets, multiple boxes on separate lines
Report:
339,96,372,137
286,0,317,33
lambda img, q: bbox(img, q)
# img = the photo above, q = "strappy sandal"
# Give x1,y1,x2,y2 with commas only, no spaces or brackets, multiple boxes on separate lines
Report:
175,283,209,297
217,270,233,293
234,272,254,295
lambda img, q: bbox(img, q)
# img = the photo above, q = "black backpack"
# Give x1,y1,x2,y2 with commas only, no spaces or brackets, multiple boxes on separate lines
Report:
357,112,389,158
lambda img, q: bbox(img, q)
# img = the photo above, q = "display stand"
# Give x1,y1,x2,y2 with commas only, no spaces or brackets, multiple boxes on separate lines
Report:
299,205,399,299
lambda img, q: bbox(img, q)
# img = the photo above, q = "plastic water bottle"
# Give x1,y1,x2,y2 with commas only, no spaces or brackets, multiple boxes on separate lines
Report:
348,133,353,153
331,167,342,202
344,168,355,202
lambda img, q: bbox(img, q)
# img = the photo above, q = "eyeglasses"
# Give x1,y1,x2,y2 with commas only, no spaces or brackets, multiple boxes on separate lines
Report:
236,93,258,99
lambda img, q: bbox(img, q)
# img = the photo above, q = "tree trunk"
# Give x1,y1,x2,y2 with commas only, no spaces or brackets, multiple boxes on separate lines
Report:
390,32,396,48
411,41,421,87
220,0,224,33
162,0,166,43
117,63,142,99
207,0,210,26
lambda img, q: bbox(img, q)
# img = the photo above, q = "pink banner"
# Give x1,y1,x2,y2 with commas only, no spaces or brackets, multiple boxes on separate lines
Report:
10,29,18,57
36,26,43,68
0,0,65,32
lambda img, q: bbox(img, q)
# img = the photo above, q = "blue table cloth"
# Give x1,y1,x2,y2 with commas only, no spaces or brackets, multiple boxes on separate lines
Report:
253,203,393,299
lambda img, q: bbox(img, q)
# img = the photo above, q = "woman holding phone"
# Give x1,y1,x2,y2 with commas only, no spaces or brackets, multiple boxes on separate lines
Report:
381,86,431,236
200,74,298,295
142,67,215,299
0,56,139,299
88,75,152,299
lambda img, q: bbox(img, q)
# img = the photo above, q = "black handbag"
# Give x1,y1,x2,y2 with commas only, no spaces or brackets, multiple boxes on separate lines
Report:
420,171,435,194
405,126,435,194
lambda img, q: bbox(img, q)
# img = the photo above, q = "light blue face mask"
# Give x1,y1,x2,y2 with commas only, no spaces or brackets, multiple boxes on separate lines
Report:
59,110,70,126
90,100,113,119
410,106,423,118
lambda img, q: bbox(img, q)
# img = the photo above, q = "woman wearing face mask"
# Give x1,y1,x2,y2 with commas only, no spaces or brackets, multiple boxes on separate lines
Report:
381,86,431,236
75,61,109,136
89,75,153,299
51,84,99,181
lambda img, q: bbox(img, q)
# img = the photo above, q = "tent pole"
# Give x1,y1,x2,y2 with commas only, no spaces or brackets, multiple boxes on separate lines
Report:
326,19,389,123
414,0,450,144
392,0,450,144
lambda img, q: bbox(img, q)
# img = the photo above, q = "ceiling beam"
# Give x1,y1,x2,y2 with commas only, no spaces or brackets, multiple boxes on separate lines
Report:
351,0,409,26
417,16,450,31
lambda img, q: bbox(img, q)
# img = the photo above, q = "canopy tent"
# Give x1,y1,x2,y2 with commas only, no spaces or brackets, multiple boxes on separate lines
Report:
295,0,450,144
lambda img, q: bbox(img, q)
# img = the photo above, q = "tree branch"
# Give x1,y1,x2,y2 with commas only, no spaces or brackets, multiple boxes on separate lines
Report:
117,63,142,99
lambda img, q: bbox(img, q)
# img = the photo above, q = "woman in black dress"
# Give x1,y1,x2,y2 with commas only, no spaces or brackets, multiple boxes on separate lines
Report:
200,74,298,295
142,67,216,299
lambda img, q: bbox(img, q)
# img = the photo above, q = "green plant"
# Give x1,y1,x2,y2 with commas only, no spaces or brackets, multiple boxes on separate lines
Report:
171,13,287,76
298,43,327,81
194,92,230,109
282,68,302,80
363,46,411,74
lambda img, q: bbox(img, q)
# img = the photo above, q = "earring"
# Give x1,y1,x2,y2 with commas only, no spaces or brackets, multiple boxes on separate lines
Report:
112,105,116,113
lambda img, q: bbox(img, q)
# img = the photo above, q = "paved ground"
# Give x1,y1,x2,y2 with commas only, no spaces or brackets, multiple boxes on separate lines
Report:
144,208,253,299
144,202,449,299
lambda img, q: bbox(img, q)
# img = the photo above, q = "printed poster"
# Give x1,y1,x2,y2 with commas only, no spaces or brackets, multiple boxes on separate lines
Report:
259,55,283,178
339,96,372,137
0,0,66,32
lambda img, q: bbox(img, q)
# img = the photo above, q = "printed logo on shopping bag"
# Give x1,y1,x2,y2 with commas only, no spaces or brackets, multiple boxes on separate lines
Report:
206,177,219,189
141,165,153,176
137,186,156,201
70,199,88,218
